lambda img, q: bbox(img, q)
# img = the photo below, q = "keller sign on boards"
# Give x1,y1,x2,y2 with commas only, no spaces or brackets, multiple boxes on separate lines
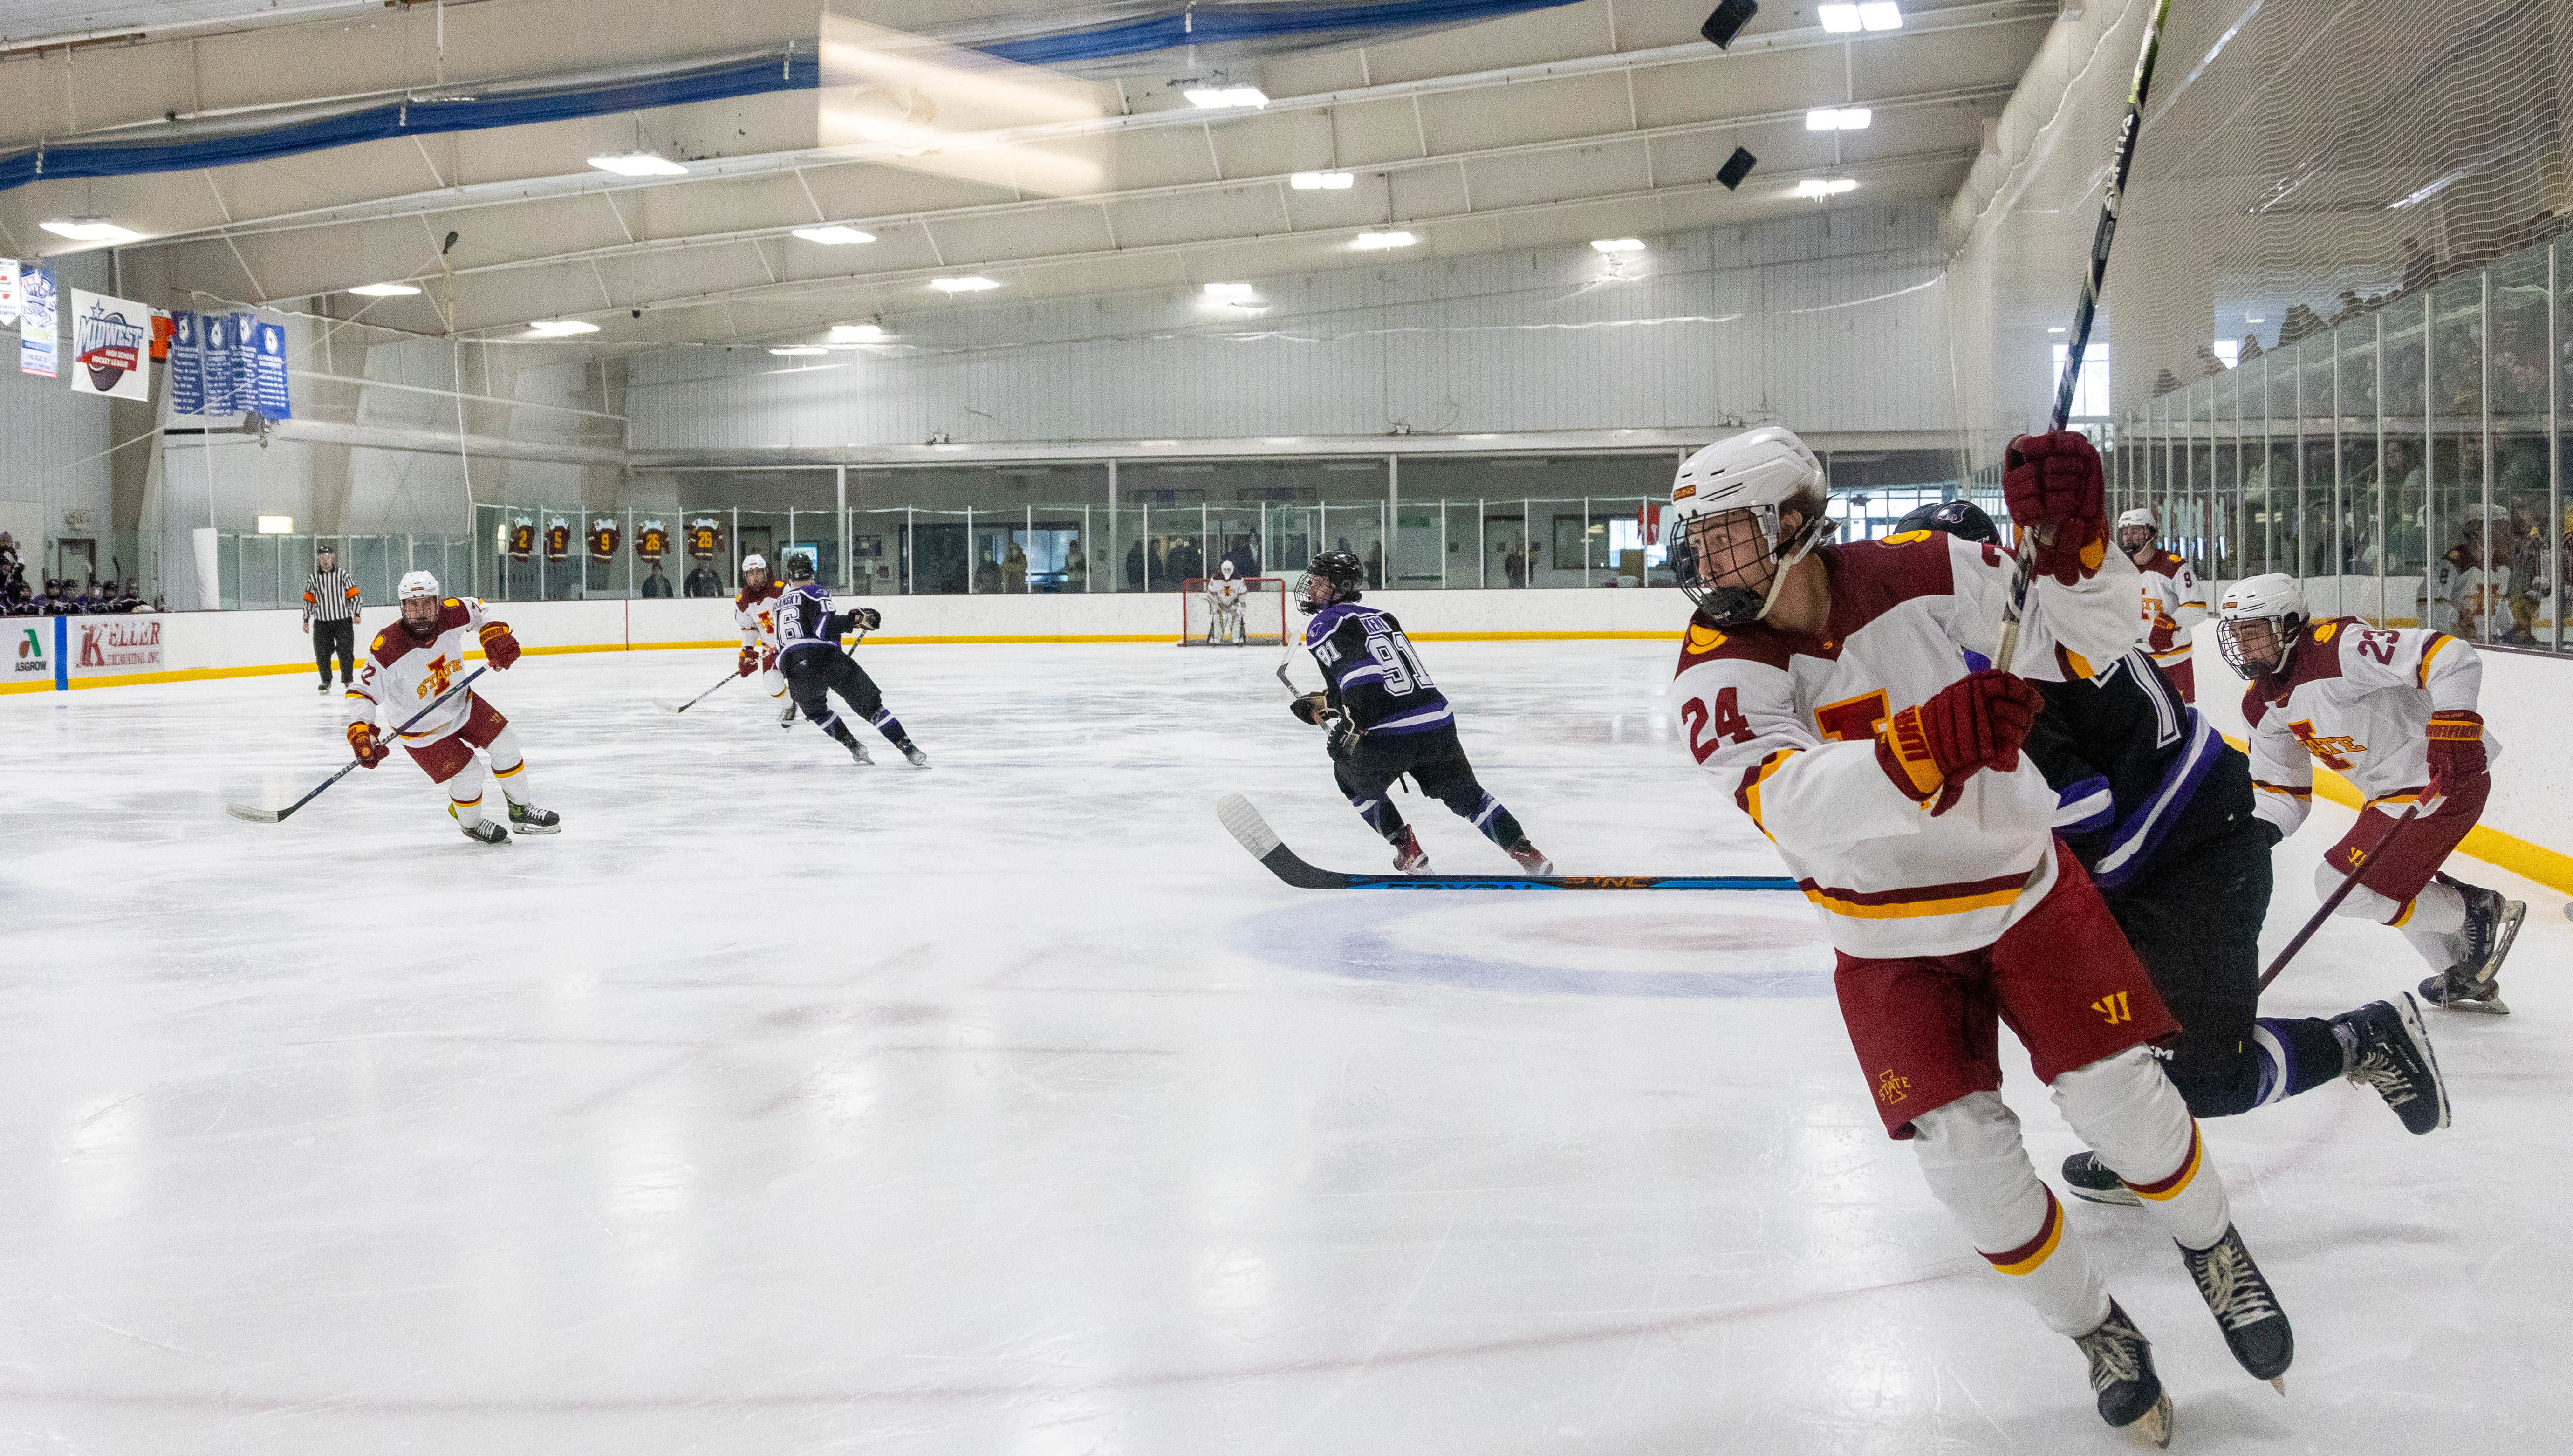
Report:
75,617,164,674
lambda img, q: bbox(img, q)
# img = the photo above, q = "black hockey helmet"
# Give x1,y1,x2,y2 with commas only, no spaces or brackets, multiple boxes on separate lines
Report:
1294,551,1366,614
783,552,816,581
1894,499,2001,545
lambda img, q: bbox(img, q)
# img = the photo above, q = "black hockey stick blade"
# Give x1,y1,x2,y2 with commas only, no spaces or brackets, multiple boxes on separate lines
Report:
228,666,488,824
1215,793,1799,892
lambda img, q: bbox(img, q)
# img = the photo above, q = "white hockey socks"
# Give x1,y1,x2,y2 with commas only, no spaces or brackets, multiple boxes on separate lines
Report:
484,725,534,807
447,756,489,827
2052,1047,2231,1251
1911,1092,2111,1337
2317,859,2464,934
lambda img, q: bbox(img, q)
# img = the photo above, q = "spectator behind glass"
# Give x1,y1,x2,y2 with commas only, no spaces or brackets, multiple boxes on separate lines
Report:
640,561,673,598
683,561,723,597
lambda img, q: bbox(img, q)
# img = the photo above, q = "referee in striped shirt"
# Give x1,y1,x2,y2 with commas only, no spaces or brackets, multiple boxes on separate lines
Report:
303,545,362,693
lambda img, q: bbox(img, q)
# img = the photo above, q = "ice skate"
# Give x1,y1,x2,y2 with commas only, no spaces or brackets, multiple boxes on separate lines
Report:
1391,826,1430,874
2418,971,2509,1014
899,740,930,767
846,734,873,765
2330,994,2448,1133
1505,838,1553,875
507,802,562,835
2060,1150,2141,1207
2419,878,2524,1014
2073,1301,2173,1448
316,681,329,694
779,700,799,729
2178,1225,2292,1388
449,806,509,846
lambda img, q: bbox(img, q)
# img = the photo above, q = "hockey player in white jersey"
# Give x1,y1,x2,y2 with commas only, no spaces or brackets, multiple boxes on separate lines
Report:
2219,573,2526,1012
345,571,560,844
1201,560,1252,645
734,554,794,727
2118,508,2208,702
1669,427,2290,1441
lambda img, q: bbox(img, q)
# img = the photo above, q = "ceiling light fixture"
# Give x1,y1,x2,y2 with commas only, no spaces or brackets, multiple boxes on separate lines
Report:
793,226,877,245
1204,282,1256,302
526,319,601,336
830,324,886,342
586,151,688,177
769,346,830,356
1805,107,1872,130
1290,171,1355,190
38,217,142,244
1818,4,1863,31
930,276,1000,293
1794,178,1860,199
1589,238,1647,254
348,282,422,297
1857,1,1903,27
1352,231,1417,250
1184,85,1270,109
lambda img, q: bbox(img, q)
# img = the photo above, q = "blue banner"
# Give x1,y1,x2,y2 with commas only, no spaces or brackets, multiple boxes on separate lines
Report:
253,321,291,421
231,313,260,417
169,311,204,414
201,312,237,416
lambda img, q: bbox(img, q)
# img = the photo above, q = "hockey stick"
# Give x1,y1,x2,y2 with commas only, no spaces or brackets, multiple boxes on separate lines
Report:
662,667,739,714
226,667,488,824
1218,793,1798,891
1992,0,2176,673
2256,803,2421,991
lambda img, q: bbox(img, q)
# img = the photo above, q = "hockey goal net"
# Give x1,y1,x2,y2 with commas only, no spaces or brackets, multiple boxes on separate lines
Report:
1179,577,1290,646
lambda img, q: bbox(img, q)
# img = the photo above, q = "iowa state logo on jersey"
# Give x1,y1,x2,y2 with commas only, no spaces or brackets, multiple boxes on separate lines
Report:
688,518,722,560
504,518,536,561
589,519,620,561
636,520,669,561
543,518,572,563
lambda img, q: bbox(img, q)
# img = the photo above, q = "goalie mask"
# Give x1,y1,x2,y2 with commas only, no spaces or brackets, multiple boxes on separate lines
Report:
1667,427,1834,626
2215,572,2307,677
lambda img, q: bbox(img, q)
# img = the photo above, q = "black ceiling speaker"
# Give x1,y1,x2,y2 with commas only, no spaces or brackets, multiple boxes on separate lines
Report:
1716,147,1757,191
1700,0,1757,48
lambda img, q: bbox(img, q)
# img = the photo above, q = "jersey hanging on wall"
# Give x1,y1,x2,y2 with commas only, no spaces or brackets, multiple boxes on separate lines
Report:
544,518,572,563
506,518,536,561
589,519,620,561
636,520,669,561
688,518,722,560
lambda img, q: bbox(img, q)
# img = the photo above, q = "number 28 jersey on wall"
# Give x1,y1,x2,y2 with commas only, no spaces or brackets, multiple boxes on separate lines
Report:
1302,602,1451,736
347,596,510,744
1668,530,2145,959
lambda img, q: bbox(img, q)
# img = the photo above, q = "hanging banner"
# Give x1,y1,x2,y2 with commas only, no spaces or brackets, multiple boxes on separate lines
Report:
17,267,57,378
636,520,669,561
231,313,261,414
588,517,620,561
543,516,571,562
1637,501,1662,547
687,517,721,559
251,321,292,420
201,311,239,416
0,258,18,329
168,311,205,415
67,289,153,401
506,517,535,561
150,309,172,362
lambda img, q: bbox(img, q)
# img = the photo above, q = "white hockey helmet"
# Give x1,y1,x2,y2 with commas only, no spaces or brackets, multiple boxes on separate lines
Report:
2215,571,2308,675
2116,507,2158,533
1666,426,1833,624
397,569,441,600
741,553,767,574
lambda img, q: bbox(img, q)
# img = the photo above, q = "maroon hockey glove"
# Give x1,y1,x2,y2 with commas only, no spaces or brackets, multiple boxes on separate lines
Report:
1877,670,2044,815
347,721,389,769
1290,692,1330,725
737,645,760,677
2002,431,2109,585
2424,709,2486,805
479,622,521,670
760,648,778,674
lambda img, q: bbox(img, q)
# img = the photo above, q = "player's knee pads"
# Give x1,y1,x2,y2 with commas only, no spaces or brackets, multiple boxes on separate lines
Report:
2051,1046,2230,1248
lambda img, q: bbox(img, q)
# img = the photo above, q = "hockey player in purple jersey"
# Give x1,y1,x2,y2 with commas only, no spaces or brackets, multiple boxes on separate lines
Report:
773,554,929,767
1287,551,1552,875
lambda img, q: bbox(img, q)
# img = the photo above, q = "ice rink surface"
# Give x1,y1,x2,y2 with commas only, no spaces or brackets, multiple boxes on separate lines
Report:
1,639,2566,1455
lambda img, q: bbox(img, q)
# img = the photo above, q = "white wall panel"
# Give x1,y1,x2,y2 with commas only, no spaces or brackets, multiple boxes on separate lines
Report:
628,203,1956,452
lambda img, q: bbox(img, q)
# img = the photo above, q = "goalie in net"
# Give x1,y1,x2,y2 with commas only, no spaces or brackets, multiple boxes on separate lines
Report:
1183,562,1287,646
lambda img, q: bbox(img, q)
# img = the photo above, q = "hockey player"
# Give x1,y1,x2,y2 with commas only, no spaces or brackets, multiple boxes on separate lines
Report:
1672,428,2291,1441
1896,502,2451,1179
735,554,795,727
773,553,928,766
2117,508,2207,702
1289,551,1551,875
346,571,559,844
2218,573,2526,1013
1201,559,1252,645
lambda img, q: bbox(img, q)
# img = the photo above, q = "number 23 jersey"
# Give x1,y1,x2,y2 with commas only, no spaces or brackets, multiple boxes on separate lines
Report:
2242,618,2489,838
1303,602,1452,736
1668,531,2144,958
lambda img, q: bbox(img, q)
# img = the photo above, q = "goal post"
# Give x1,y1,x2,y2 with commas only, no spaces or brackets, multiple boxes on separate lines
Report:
1179,577,1290,646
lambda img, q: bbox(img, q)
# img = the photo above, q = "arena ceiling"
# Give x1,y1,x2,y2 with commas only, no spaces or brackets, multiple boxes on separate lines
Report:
0,0,2054,350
